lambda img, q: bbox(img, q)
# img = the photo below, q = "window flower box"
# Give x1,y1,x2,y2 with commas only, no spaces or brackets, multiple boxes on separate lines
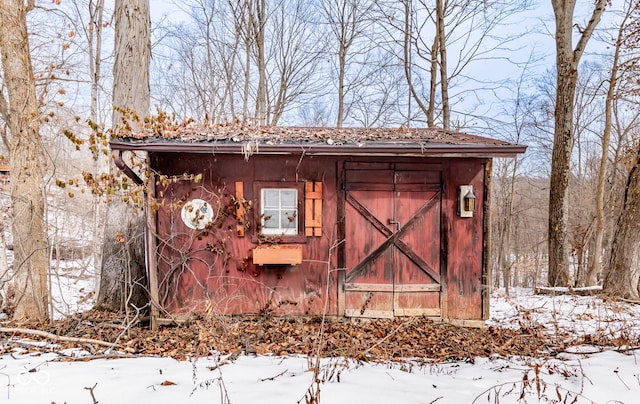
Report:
252,244,303,266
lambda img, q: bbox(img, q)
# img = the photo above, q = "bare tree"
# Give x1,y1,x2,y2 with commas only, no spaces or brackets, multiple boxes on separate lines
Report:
236,0,252,121
268,0,327,125
97,0,150,312
548,0,607,287
603,144,640,299
0,210,8,310
347,49,405,127
381,0,532,129
154,0,329,126
400,0,432,126
0,0,50,321
64,0,110,295
496,68,533,294
566,62,606,287
588,0,637,286
159,0,238,122
602,0,640,298
251,0,268,124
321,0,377,127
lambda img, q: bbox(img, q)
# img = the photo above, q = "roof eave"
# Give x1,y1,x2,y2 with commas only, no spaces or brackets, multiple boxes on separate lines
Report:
109,140,527,158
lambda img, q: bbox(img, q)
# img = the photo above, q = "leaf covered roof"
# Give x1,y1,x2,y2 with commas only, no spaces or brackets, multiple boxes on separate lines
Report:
111,123,526,157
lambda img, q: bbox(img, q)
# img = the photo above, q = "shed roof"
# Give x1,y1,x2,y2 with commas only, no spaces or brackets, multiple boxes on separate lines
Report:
110,124,526,158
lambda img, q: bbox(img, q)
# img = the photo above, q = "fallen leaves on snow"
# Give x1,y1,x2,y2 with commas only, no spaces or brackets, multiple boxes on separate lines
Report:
2,309,636,362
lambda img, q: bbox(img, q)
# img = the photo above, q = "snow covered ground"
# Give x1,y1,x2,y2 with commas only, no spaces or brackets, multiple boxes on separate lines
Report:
1,288,639,403
489,288,640,341
1,348,638,403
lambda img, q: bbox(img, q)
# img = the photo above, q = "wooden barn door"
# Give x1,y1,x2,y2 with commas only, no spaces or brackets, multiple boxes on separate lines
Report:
344,164,442,318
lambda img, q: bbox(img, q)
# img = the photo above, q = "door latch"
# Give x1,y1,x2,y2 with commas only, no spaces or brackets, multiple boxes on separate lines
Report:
387,219,401,231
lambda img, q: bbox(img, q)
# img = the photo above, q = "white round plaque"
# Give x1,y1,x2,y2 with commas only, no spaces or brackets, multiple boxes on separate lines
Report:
181,198,214,230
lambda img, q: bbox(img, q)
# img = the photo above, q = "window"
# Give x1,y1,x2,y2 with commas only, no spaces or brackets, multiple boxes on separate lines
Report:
261,188,298,235
251,181,320,242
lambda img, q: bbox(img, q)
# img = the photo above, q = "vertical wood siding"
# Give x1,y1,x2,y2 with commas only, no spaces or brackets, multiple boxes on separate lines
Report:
150,153,487,321
152,153,338,316
443,159,487,320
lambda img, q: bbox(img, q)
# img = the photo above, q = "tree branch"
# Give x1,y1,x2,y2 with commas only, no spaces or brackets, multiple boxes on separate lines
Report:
0,92,9,122
0,327,117,348
573,0,608,63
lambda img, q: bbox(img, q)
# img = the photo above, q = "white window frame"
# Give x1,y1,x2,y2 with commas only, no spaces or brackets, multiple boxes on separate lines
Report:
260,188,299,235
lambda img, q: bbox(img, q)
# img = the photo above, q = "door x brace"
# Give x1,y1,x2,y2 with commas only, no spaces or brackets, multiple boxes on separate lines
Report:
345,192,441,284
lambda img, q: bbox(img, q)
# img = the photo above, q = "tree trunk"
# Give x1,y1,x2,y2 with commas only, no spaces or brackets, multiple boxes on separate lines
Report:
435,0,449,129
97,206,147,310
428,33,438,128
241,0,252,121
501,156,519,295
252,0,267,125
402,0,435,128
0,211,9,311
88,0,106,290
586,2,630,287
0,0,50,321
548,0,607,287
548,4,576,287
97,0,150,312
603,146,640,299
88,0,105,128
401,0,431,127
112,0,150,124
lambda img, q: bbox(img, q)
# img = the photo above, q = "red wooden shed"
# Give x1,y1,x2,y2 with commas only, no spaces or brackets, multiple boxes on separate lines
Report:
111,125,526,327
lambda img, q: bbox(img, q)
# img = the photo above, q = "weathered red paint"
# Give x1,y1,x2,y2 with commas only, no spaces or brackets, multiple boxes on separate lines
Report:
149,153,489,321
152,153,338,316
343,163,443,318
442,159,487,320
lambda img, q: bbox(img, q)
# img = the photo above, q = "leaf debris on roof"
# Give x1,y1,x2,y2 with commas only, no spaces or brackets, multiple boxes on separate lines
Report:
119,123,515,147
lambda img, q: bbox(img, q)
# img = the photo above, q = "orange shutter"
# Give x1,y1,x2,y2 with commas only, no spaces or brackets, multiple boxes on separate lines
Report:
305,182,322,237
235,181,245,236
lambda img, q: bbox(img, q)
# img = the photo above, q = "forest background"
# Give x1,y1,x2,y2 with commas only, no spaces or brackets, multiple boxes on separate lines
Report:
0,0,639,321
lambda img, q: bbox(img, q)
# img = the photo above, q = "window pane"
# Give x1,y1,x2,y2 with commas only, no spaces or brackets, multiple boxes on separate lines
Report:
281,190,297,207
262,210,279,229
263,189,280,207
280,210,297,229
